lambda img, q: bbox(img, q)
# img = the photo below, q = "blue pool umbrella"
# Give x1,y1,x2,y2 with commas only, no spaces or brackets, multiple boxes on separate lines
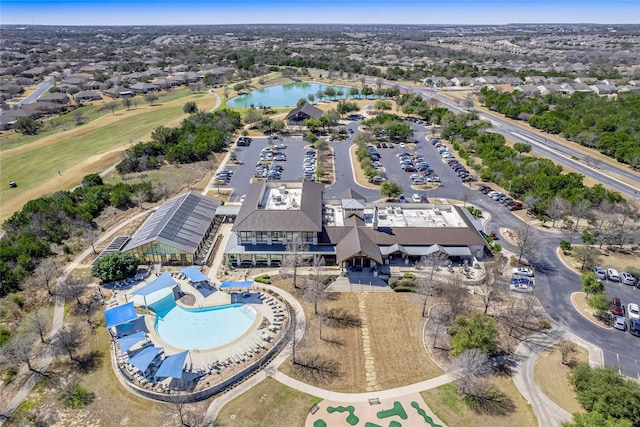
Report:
181,268,209,283
132,271,177,297
104,302,138,328
155,351,189,379
116,332,145,355
128,346,162,372
219,281,253,289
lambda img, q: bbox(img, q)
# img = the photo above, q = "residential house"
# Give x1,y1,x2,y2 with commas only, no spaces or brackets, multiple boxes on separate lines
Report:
129,82,160,94
37,93,70,104
0,109,29,131
103,86,134,98
590,84,618,95
514,85,540,96
74,90,102,103
449,77,475,87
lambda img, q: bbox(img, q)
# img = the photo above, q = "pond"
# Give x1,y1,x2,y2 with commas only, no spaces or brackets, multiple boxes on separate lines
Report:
227,82,359,108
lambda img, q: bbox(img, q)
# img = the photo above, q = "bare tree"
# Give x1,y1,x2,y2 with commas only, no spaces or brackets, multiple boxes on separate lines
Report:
464,93,475,110
440,276,470,319
450,348,492,394
495,295,546,352
122,97,132,110
427,304,451,350
281,233,309,289
31,257,62,297
21,308,51,344
144,93,159,106
547,196,568,228
415,252,449,316
164,398,204,427
73,110,85,126
478,256,506,315
303,256,327,315
559,340,576,366
513,223,538,264
573,245,601,270
571,199,592,231
53,323,84,362
104,101,118,115
0,333,40,374
59,276,88,307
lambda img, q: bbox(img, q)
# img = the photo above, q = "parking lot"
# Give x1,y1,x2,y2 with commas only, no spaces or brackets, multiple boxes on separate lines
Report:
219,135,313,202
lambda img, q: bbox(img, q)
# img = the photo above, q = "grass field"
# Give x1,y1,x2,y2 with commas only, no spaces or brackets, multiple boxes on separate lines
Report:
0,91,216,224
534,341,587,414
422,377,538,427
214,377,321,427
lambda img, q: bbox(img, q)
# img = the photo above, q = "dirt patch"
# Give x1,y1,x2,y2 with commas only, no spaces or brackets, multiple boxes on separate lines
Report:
533,341,587,414
558,245,640,276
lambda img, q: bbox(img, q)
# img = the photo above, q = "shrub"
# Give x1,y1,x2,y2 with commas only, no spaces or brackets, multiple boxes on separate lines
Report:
0,328,11,347
560,240,573,251
2,366,18,385
60,382,95,409
254,274,271,284
388,277,398,288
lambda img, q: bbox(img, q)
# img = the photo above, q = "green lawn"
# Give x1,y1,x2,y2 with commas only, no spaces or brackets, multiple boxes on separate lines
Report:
0,92,213,218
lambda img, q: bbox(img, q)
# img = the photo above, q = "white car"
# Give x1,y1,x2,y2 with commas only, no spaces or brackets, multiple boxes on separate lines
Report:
613,315,626,331
512,267,534,277
509,283,533,293
628,303,640,320
239,194,246,203
621,272,636,286
593,267,606,280
607,268,620,282
411,194,421,203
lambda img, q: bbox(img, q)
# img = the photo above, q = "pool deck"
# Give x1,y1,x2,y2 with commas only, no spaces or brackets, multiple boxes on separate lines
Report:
112,275,289,394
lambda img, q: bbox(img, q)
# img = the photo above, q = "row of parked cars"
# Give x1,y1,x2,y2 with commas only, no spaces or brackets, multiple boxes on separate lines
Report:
612,297,640,336
593,267,639,287
396,152,441,183
302,149,317,181
431,139,475,183
254,145,288,180
478,185,523,211
509,267,535,292
214,168,234,185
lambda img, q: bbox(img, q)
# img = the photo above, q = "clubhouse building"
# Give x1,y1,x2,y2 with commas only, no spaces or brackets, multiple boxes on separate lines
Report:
224,181,488,269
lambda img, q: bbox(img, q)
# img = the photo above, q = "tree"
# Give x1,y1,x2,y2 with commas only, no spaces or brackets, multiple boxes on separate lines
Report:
14,116,42,135
587,293,610,317
449,312,498,356
464,93,475,110
183,101,198,114
559,340,577,366
380,181,402,200
574,245,601,271
569,363,640,423
31,257,62,297
122,97,132,110
479,255,506,315
307,94,315,104
581,272,603,298
450,348,493,396
415,252,449,316
282,233,309,289
53,323,84,362
374,99,392,112
91,252,139,282
562,412,633,427
572,200,593,231
105,101,118,115
547,196,568,228
0,333,40,374
59,275,88,307
513,223,538,264
144,93,159,106
73,110,86,125
21,308,51,344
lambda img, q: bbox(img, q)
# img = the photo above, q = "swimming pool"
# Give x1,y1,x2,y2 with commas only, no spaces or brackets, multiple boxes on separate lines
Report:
151,293,257,350
227,82,354,108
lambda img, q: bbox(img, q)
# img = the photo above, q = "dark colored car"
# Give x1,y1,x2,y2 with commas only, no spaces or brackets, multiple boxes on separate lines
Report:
481,187,493,194
630,318,640,337
611,297,624,316
509,202,523,211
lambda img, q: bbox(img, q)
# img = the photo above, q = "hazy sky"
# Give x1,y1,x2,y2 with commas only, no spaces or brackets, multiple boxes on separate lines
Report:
1,0,638,26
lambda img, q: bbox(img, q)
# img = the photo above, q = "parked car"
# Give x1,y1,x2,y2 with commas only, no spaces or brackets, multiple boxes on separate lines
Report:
613,315,627,331
607,268,621,282
611,297,624,316
629,318,640,337
397,194,407,203
372,176,385,184
628,303,640,320
512,267,534,277
621,272,636,286
510,282,534,293
411,194,421,203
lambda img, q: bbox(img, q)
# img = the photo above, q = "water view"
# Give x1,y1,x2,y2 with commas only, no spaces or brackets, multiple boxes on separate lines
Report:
227,82,357,108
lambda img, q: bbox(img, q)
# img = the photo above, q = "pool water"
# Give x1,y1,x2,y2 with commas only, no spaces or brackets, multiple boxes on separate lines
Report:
227,82,354,108
152,293,257,350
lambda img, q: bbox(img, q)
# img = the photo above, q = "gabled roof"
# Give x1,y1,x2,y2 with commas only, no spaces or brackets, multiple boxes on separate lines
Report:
329,188,366,201
232,181,324,232
335,225,383,264
37,92,69,102
122,192,220,254
285,103,323,120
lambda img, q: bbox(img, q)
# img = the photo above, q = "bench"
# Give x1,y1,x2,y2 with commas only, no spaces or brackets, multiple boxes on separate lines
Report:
310,404,320,414
369,398,381,405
